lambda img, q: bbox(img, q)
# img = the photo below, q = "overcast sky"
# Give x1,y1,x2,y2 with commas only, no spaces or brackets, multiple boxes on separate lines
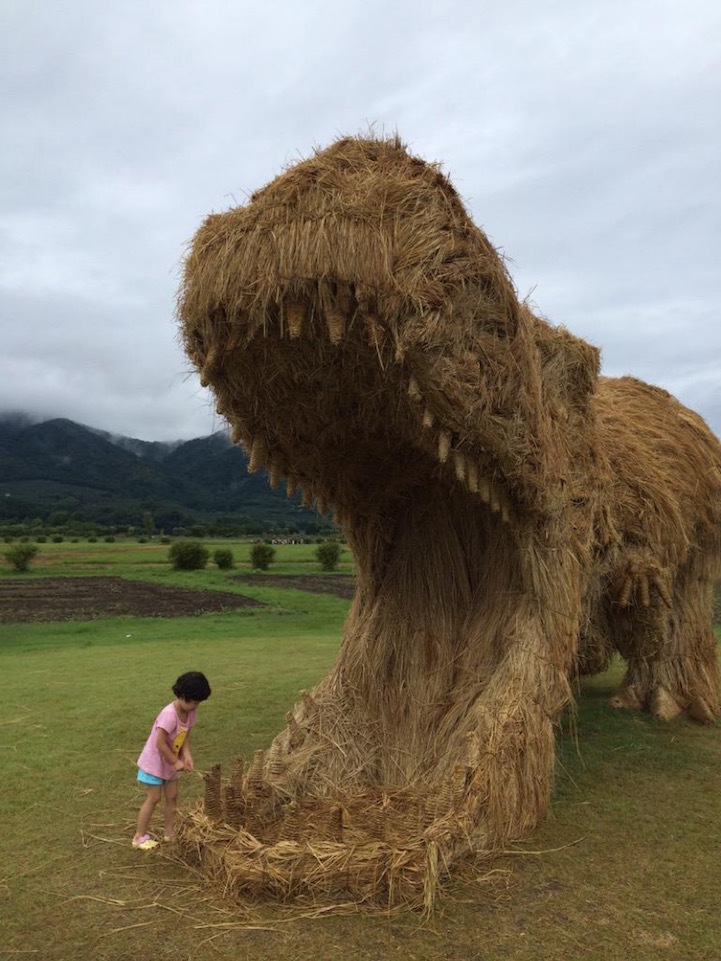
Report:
1,0,719,441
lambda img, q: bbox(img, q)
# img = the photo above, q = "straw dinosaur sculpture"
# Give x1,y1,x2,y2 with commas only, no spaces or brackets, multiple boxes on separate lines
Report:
176,136,721,909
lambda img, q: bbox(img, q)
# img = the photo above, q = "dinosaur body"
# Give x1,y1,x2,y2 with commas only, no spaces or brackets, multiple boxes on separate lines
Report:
177,136,721,907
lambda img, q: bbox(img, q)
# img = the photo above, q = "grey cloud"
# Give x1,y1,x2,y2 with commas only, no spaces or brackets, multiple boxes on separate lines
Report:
1,0,719,440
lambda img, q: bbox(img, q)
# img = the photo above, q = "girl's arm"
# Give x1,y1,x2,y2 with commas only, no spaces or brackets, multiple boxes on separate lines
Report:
155,728,185,771
179,732,194,771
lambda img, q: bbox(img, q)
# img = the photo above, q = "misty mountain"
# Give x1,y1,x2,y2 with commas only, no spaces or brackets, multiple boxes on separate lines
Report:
0,415,323,531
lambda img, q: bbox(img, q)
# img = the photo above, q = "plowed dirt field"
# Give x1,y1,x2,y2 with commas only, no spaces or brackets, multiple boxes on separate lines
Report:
0,576,266,623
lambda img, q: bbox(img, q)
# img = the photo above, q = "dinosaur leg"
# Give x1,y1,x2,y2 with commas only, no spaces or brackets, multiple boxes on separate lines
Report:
610,557,720,723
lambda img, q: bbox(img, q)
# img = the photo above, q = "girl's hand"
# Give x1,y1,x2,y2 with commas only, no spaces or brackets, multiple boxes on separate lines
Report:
174,758,186,772
183,756,194,772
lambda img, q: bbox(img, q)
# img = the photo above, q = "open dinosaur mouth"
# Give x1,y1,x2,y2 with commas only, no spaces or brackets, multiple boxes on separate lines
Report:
180,134,535,541
175,135,721,909
200,300,516,532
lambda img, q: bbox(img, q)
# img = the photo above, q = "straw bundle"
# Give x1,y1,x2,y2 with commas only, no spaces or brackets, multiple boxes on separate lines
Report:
176,135,721,908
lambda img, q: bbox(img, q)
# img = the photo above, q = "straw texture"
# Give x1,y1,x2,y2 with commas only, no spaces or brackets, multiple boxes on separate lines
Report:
176,135,721,908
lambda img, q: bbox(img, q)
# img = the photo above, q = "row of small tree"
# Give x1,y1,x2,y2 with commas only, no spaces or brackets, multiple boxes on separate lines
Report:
168,540,343,572
3,539,344,573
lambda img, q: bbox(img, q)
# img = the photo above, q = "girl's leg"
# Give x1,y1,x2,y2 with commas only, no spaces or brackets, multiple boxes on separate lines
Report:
163,779,179,839
133,784,162,843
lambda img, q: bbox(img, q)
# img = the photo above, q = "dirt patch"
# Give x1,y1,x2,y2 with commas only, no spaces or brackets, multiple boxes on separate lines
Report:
234,574,357,600
0,576,266,623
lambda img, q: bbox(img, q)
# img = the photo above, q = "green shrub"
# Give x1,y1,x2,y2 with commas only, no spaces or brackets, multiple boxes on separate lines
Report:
316,541,342,571
169,540,210,571
88,537,98,543
5,543,39,572
137,537,147,544
36,535,47,543
250,543,275,571
160,536,171,545
104,536,115,543
51,535,64,543
214,548,234,570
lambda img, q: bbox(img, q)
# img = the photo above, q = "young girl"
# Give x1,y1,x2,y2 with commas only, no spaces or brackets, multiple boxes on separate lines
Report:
132,671,211,850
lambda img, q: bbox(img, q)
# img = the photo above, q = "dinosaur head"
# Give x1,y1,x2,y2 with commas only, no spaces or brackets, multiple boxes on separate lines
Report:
178,136,600,546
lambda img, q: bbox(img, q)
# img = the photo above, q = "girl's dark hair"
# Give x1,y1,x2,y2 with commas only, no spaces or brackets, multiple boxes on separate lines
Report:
173,671,211,702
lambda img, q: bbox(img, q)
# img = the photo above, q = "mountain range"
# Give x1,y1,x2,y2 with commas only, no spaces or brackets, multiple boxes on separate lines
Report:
0,413,326,533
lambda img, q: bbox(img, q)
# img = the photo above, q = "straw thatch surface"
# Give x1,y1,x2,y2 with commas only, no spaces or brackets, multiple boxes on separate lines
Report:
176,135,721,908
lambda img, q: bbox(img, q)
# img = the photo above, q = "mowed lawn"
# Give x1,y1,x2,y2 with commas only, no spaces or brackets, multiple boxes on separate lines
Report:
1,541,720,961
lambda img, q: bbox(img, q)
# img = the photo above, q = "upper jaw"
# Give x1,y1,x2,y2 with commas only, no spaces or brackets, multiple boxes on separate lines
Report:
188,298,518,529
177,136,598,530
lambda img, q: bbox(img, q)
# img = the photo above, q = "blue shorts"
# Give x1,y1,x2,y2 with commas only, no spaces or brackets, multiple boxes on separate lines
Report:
137,768,165,786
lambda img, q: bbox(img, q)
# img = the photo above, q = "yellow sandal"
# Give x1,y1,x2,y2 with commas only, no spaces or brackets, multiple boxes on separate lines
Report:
132,834,159,851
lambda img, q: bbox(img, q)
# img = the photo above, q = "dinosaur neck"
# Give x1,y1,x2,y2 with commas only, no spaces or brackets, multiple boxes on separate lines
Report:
339,484,525,786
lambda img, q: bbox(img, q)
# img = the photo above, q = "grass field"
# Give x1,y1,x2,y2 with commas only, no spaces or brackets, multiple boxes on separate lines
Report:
1,541,720,960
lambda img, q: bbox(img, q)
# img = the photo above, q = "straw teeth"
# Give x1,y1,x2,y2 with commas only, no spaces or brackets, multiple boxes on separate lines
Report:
453,451,466,483
268,462,281,490
438,431,451,463
466,461,479,493
422,408,434,429
408,376,422,402
245,749,266,792
286,476,298,499
326,309,345,345
231,424,244,445
654,574,672,608
248,436,268,474
365,314,386,350
285,302,305,340
619,575,633,608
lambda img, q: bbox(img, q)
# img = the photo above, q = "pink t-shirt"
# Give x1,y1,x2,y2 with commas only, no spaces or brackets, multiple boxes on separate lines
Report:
137,702,197,781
